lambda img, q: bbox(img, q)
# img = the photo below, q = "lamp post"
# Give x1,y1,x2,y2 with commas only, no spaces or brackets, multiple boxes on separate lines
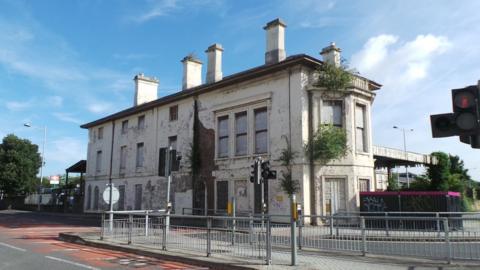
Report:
393,126,413,188
24,123,47,211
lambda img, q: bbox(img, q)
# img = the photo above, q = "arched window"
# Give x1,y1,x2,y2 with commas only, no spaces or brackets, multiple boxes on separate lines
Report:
93,186,99,210
86,185,92,210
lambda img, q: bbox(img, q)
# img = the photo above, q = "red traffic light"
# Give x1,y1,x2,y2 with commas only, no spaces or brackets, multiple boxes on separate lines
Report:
454,91,475,109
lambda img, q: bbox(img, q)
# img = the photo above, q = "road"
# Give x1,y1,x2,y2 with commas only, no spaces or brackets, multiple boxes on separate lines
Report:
0,210,208,270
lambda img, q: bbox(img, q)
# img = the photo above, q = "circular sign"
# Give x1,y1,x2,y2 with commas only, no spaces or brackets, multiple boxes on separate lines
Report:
103,186,120,205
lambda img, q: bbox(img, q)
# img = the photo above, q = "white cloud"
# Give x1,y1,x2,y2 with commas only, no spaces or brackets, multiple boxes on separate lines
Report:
52,112,82,125
5,100,32,111
47,96,63,107
46,137,86,165
88,102,114,114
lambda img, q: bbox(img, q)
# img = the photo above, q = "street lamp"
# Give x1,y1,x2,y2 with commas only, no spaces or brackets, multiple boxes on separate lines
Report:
393,126,414,188
24,123,47,211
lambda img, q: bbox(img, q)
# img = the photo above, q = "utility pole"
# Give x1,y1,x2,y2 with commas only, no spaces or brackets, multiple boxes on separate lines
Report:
393,126,413,188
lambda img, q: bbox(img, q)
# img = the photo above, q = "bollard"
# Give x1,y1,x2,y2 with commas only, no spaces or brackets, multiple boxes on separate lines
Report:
298,214,303,250
266,216,272,265
162,215,167,250
127,214,133,245
361,217,366,256
207,217,212,257
444,218,451,264
100,212,105,240
290,195,297,266
145,211,149,237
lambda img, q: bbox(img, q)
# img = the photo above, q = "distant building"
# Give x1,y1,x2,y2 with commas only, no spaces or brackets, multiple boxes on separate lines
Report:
80,18,433,217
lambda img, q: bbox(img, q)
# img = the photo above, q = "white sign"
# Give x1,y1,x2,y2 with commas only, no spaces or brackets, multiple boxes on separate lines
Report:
49,175,60,185
103,186,120,205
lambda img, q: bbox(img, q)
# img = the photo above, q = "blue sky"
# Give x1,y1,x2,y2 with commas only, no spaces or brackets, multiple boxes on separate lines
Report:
0,0,479,180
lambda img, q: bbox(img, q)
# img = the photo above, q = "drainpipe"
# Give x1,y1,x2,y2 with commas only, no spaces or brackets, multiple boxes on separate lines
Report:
307,91,317,223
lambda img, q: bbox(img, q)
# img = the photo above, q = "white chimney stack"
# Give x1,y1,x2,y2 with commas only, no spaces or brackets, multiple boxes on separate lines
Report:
264,18,287,65
320,42,341,67
205,43,223,84
182,55,203,90
134,73,158,106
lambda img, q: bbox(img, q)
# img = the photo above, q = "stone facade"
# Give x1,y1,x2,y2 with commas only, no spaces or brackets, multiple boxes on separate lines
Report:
81,19,381,219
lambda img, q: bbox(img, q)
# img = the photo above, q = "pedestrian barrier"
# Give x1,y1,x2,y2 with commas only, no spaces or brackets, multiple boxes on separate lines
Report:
100,211,480,265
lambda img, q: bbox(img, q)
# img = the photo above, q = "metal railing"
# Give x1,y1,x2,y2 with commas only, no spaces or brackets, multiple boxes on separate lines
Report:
100,211,480,265
101,212,272,265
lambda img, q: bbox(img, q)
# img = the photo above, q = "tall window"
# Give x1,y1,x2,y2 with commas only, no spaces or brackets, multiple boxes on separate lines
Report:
321,100,343,127
217,116,229,157
136,142,144,167
254,108,268,154
359,179,370,192
96,150,102,172
98,127,104,140
120,146,127,170
93,186,99,210
235,112,247,156
355,104,367,152
121,120,128,134
118,185,125,211
169,105,178,121
138,115,145,129
134,184,142,210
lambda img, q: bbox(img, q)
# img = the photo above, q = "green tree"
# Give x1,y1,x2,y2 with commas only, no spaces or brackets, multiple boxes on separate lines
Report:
387,173,399,191
305,124,348,164
313,62,353,92
0,134,41,195
277,137,299,198
427,152,451,191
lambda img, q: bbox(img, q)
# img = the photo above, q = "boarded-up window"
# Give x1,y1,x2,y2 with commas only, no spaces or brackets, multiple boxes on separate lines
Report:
98,127,104,139
138,115,145,129
355,104,367,152
359,179,370,192
218,116,229,157
118,185,125,211
169,105,178,121
235,111,247,156
93,186,99,210
216,181,228,211
136,142,144,167
120,146,127,170
96,151,102,172
121,120,128,134
158,148,166,176
254,108,268,154
324,178,346,215
321,100,343,127
134,184,142,210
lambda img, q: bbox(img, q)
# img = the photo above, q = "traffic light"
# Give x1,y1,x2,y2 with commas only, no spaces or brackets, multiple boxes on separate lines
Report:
430,84,480,149
452,86,480,133
250,159,259,184
260,160,277,180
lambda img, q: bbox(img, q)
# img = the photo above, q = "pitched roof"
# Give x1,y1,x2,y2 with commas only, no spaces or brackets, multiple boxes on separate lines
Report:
81,54,381,129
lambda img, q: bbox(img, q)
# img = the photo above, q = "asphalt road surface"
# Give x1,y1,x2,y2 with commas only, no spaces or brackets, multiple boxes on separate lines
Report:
0,210,208,270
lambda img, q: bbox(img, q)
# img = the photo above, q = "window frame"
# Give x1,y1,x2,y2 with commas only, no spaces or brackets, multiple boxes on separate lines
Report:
355,103,368,153
234,111,248,156
217,115,229,158
97,127,104,140
136,142,145,168
137,115,145,129
121,120,128,135
169,105,178,122
95,150,102,173
120,145,127,170
321,100,344,128
254,107,268,154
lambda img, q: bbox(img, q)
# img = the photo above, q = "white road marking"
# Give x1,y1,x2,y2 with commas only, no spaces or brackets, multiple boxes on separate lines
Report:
0,242,27,252
45,256,101,270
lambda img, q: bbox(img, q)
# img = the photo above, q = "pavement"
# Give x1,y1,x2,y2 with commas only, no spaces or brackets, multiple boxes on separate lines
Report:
0,210,208,270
